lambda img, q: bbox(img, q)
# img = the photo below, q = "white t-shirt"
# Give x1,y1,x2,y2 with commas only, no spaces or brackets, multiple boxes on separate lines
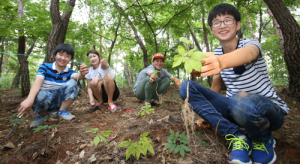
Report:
85,64,114,80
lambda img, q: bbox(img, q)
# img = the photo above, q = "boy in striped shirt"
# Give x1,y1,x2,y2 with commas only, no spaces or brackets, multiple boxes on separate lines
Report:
17,44,89,128
179,3,288,164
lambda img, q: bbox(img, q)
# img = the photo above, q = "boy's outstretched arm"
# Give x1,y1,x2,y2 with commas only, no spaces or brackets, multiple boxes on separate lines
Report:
170,76,182,88
72,64,89,80
197,45,260,77
17,76,44,117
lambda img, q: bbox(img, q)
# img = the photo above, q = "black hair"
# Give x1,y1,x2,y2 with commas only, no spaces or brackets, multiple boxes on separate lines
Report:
86,50,100,57
207,3,241,27
53,43,74,59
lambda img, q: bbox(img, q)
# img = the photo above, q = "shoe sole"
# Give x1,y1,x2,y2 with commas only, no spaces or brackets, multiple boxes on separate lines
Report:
229,160,252,164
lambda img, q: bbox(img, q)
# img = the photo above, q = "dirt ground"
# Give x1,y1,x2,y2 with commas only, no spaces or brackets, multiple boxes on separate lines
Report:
0,84,300,164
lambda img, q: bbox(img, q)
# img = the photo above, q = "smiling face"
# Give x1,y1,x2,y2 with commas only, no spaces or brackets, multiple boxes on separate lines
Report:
152,58,164,70
54,51,72,68
210,14,240,43
88,53,100,66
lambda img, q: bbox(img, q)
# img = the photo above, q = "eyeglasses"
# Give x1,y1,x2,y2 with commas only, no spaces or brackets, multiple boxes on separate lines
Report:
212,18,236,28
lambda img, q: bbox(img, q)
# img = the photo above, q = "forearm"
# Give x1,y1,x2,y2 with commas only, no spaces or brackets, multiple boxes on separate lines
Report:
170,76,179,82
27,76,44,100
210,75,222,94
217,46,259,70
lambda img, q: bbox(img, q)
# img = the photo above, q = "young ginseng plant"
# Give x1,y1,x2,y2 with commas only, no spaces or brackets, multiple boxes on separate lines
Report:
34,124,59,154
172,37,206,74
85,128,112,146
138,104,155,116
151,70,160,78
118,132,155,161
164,129,190,158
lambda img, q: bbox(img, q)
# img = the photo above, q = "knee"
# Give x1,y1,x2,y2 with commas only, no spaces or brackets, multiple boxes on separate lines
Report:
179,80,188,100
91,78,100,88
104,74,114,83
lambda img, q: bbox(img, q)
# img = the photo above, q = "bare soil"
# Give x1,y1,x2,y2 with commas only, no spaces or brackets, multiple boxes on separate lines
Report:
0,85,300,164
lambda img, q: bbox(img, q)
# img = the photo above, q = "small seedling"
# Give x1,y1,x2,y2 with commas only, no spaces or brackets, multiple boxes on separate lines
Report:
151,70,160,78
172,37,206,74
9,114,26,125
158,101,167,105
118,132,155,161
33,124,59,154
138,104,155,116
164,129,190,158
195,131,207,147
85,128,112,146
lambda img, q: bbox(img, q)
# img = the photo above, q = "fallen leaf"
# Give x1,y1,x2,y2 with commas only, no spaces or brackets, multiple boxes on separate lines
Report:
79,150,85,158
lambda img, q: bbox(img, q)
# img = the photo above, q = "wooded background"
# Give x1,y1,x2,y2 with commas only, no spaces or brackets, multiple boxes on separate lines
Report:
0,0,299,102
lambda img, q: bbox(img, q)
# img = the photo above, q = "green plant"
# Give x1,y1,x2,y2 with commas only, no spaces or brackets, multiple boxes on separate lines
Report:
164,129,190,158
195,131,207,147
151,70,160,78
158,101,167,105
171,94,180,98
85,128,112,146
9,113,26,125
118,132,155,161
33,124,59,154
138,104,155,116
172,37,206,74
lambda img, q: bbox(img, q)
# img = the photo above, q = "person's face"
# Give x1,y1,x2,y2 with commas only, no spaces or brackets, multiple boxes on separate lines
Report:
88,53,100,66
152,58,164,70
54,51,72,67
210,14,240,42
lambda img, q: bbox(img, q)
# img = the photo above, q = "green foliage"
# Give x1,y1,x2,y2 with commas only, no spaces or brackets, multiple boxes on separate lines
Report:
170,94,180,98
164,129,190,158
151,70,160,78
85,128,112,146
172,37,206,74
138,104,155,116
118,132,155,161
33,124,59,133
195,131,207,147
8,113,26,125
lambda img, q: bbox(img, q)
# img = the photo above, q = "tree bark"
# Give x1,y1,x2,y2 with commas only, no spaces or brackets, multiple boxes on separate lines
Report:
17,0,30,96
108,18,121,65
45,0,76,63
187,21,202,52
201,4,210,52
264,0,300,96
267,8,284,53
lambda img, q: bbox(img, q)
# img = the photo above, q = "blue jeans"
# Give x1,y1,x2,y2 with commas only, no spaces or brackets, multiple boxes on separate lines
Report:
179,80,285,142
32,79,81,114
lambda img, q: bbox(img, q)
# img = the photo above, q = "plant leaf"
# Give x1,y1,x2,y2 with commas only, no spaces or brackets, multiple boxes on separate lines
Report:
172,57,182,68
94,136,100,146
99,135,107,144
118,141,131,147
180,148,185,158
184,60,193,74
179,37,189,44
192,51,206,60
174,145,180,154
190,59,202,72
178,45,185,55
182,145,191,152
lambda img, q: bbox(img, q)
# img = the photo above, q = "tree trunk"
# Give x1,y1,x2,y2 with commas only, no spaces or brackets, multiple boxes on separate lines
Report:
113,2,149,67
267,8,284,53
45,0,76,63
201,4,210,52
187,21,202,51
108,18,121,65
264,0,300,96
17,0,30,97
244,7,257,40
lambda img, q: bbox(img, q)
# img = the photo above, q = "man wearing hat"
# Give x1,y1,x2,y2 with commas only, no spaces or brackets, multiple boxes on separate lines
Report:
133,53,182,106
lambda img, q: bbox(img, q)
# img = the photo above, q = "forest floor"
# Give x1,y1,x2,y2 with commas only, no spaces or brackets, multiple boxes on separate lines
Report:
1,84,300,164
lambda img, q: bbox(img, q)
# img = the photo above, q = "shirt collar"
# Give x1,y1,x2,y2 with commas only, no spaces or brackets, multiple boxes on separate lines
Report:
52,62,69,72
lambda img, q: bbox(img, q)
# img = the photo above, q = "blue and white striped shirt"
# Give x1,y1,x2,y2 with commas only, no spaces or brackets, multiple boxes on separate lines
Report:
36,62,77,90
214,38,289,114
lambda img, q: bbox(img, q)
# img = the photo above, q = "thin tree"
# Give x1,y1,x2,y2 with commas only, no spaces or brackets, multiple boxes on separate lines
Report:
45,0,76,63
264,0,300,96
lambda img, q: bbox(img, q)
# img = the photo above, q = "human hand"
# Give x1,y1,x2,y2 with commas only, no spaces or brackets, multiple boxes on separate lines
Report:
175,80,182,88
17,98,34,117
89,99,95,106
149,74,158,83
100,58,107,66
80,64,89,76
191,52,222,77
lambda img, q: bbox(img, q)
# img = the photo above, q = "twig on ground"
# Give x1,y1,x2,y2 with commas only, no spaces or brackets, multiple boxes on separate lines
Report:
186,154,207,164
